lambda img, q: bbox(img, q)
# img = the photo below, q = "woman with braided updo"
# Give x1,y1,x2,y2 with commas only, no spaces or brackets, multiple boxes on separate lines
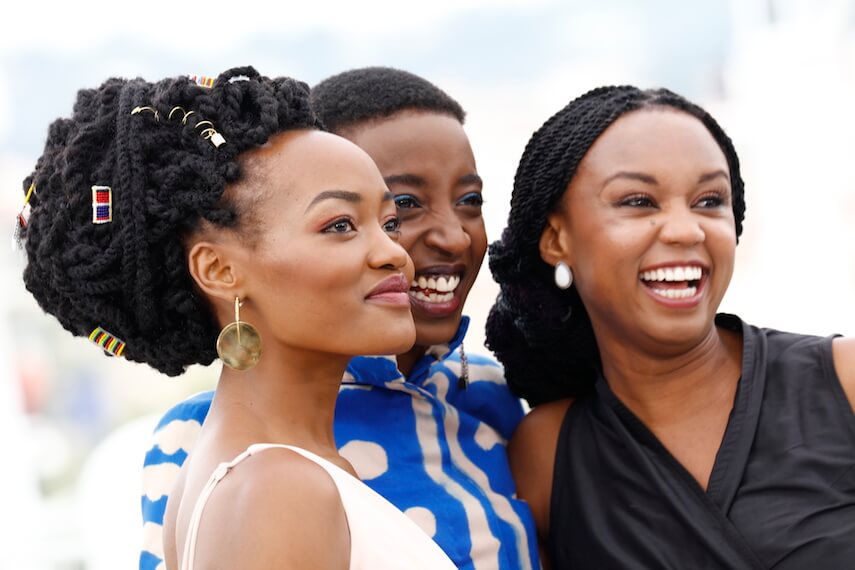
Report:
140,66,539,570
486,86,855,568
20,66,455,569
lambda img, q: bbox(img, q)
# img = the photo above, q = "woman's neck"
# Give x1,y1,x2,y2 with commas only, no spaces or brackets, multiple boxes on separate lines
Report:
596,325,743,429
210,344,351,456
396,344,428,378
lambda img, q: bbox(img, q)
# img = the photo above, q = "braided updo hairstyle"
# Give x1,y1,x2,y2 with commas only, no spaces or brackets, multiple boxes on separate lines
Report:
20,66,320,376
486,86,746,406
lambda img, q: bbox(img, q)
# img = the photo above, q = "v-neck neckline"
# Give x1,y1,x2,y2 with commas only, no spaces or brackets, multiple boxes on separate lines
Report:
595,314,767,511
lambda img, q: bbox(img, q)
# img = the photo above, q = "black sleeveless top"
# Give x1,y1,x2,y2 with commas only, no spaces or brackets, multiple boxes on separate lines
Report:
550,314,855,569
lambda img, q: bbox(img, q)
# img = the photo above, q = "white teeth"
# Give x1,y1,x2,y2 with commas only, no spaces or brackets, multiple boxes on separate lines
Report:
650,286,698,299
641,266,703,282
408,290,454,303
410,274,461,293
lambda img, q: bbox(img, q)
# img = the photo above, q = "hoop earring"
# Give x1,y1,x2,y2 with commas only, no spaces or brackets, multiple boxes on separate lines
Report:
216,297,262,370
554,261,573,290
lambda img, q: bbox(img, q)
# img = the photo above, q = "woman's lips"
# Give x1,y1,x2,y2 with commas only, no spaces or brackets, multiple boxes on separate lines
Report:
366,273,411,307
408,291,462,317
638,262,708,308
408,271,464,317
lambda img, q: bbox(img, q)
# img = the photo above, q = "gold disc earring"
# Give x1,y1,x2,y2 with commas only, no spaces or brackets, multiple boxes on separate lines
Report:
216,297,262,370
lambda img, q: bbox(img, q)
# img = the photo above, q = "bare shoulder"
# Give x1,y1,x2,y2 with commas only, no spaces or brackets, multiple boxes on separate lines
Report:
509,399,573,537
831,337,855,412
191,448,350,569
511,399,574,452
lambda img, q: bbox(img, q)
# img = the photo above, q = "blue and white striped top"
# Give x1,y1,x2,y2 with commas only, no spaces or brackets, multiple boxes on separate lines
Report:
140,318,540,570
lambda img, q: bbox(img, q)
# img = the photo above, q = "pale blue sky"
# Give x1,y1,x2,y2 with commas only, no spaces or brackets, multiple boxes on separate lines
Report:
0,0,730,155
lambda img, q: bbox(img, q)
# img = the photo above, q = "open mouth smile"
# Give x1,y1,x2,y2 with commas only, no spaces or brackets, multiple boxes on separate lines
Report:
639,264,706,302
409,274,461,304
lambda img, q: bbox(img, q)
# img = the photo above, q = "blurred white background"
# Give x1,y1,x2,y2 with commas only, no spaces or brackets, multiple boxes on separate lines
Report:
2,0,854,568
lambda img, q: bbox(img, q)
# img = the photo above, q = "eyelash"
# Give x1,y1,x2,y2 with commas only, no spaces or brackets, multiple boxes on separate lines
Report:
393,192,485,209
457,192,484,207
394,194,421,209
383,216,401,234
322,216,402,235
694,191,728,208
322,217,356,233
616,190,729,209
617,193,655,208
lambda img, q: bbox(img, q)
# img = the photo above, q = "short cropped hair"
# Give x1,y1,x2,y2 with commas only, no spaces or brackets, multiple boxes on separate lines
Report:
310,66,465,133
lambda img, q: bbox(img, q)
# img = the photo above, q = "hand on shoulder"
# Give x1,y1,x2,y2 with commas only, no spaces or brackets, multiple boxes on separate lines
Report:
189,448,350,570
832,337,855,412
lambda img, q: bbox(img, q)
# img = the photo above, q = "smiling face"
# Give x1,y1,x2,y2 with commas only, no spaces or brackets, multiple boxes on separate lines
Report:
343,110,487,355
542,108,736,354
214,129,416,359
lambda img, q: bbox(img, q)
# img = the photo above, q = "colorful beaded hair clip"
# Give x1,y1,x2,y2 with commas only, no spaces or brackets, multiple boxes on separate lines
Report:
13,182,36,249
189,74,215,88
89,326,127,357
91,185,112,224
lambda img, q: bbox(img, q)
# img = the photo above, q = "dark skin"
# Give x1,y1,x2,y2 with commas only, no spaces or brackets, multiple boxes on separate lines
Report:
166,109,491,568
341,110,487,375
162,130,415,569
510,108,855,567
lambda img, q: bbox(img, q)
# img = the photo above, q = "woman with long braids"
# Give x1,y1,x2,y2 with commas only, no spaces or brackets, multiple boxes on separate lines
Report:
18,67,455,569
486,86,855,568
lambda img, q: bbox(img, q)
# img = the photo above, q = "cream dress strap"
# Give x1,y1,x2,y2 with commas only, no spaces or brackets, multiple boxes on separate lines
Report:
180,443,455,570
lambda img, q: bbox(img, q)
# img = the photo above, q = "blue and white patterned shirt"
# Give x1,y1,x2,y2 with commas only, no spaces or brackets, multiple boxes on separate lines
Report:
140,317,540,570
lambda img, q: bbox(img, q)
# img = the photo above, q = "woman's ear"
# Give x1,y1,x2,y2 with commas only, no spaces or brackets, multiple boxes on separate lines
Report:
539,211,574,267
187,240,241,304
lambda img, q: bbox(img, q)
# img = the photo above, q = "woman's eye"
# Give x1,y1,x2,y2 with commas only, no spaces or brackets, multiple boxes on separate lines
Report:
383,217,401,234
393,194,421,210
619,194,656,208
694,193,726,208
457,192,484,207
323,218,355,233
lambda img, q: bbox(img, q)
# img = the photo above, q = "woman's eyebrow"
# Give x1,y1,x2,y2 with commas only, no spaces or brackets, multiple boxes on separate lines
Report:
458,173,483,188
698,170,729,184
384,173,425,187
305,189,361,213
602,171,658,188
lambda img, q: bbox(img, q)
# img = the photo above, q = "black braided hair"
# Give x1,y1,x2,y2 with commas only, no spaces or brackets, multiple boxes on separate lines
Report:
20,66,320,376
486,86,746,406
309,66,465,133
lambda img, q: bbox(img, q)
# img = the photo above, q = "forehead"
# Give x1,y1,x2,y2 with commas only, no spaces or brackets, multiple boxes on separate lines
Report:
343,110,474,173
580,108,728,176
242,129,387,209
